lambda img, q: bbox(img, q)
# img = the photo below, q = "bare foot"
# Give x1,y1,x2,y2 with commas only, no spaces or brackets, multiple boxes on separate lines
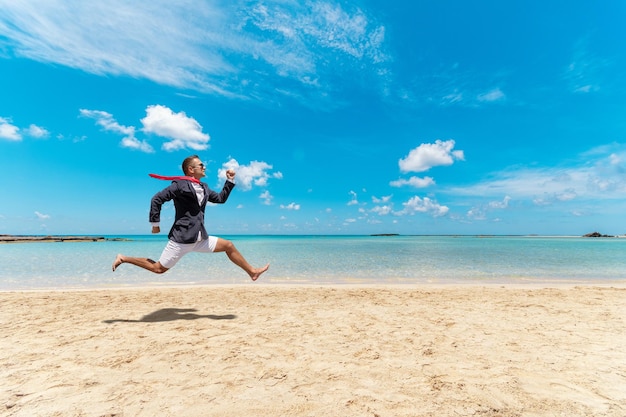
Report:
112,254,124,271
250,263,270,281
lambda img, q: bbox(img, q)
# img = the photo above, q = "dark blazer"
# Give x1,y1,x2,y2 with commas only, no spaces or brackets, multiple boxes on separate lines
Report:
149,179,235,244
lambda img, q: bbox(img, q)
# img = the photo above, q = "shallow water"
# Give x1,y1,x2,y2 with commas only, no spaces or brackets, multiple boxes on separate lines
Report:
2,235,626,289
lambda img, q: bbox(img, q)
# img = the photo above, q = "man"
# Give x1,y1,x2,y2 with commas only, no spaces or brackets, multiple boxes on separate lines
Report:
112,155,269,281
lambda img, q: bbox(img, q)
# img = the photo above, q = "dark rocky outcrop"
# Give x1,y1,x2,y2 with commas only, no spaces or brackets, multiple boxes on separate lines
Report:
0,235,128,243
582,232,615,238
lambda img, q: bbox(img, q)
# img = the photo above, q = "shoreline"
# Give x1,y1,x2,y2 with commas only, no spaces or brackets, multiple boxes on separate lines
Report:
3,280,626,293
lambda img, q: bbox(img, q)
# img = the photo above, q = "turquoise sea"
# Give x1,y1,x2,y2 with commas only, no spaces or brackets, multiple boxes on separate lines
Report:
2,235,626,290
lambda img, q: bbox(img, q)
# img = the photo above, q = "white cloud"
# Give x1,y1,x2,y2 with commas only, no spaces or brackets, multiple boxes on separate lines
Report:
389,176,435,188
609,153,622,165
280,202,301,210
372,195,392,204
80,109,133,135
25,124,49,138
347,190,359,206
298,2,387,62
219,158,280,191
120,136,154,153
574,85,593,93
0,119,49,141
564,37,606,94
467,196,511,221
556,189,577,201
0,117,21,141
396,196,449,217
141,105,209,151
477,88,505,102
448,145,626,204
0,1,389,103
35,211,50,220
259,190,273,205
442,91,463,104
410,63,511,108
80,109,154,153
399,139,464,173
372,205,392,215
488,196,511,209
467,207,486,220
82,105,211,152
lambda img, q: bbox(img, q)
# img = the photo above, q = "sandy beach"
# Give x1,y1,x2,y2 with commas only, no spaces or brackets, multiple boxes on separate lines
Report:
2,285,625,417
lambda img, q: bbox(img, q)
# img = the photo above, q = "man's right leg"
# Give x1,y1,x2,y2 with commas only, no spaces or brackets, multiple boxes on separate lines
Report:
112,240,187,273
112,255,169,274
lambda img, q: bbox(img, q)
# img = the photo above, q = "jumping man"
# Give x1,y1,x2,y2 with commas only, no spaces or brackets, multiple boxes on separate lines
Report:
112,155,269,281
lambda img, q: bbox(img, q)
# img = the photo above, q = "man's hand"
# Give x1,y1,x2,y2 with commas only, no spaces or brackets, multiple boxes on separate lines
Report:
226,169,236,181
152,226,160,234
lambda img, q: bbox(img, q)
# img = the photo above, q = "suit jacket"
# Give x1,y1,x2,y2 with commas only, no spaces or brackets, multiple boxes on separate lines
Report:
149,179,235,244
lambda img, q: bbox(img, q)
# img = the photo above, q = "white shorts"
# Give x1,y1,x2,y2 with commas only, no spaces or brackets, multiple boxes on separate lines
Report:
158,236,218,269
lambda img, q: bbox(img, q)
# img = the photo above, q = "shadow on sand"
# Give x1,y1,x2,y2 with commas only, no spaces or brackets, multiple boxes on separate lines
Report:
103,308,237,323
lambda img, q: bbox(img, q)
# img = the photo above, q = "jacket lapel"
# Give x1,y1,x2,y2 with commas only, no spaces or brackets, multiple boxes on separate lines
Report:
200,183,209,207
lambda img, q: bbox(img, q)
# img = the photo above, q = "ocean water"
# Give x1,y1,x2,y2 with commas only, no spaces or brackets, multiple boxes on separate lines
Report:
1,235,626,290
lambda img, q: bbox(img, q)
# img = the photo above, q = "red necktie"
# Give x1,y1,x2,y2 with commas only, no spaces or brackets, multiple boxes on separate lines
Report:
149,173,200,184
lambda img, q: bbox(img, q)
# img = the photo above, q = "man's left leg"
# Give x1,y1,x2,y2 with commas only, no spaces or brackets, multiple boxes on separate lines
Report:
213,238,269,281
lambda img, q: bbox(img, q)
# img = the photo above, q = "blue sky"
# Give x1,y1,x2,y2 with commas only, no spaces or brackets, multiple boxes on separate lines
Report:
1,1,625,236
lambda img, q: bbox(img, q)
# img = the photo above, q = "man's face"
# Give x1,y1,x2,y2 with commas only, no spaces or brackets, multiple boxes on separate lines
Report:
189,158,206,179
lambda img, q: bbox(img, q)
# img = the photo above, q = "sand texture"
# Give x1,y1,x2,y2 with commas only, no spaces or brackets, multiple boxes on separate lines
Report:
2,285,625,416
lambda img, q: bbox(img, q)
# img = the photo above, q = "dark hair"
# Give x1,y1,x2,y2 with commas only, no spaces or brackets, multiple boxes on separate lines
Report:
182,155,200,174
